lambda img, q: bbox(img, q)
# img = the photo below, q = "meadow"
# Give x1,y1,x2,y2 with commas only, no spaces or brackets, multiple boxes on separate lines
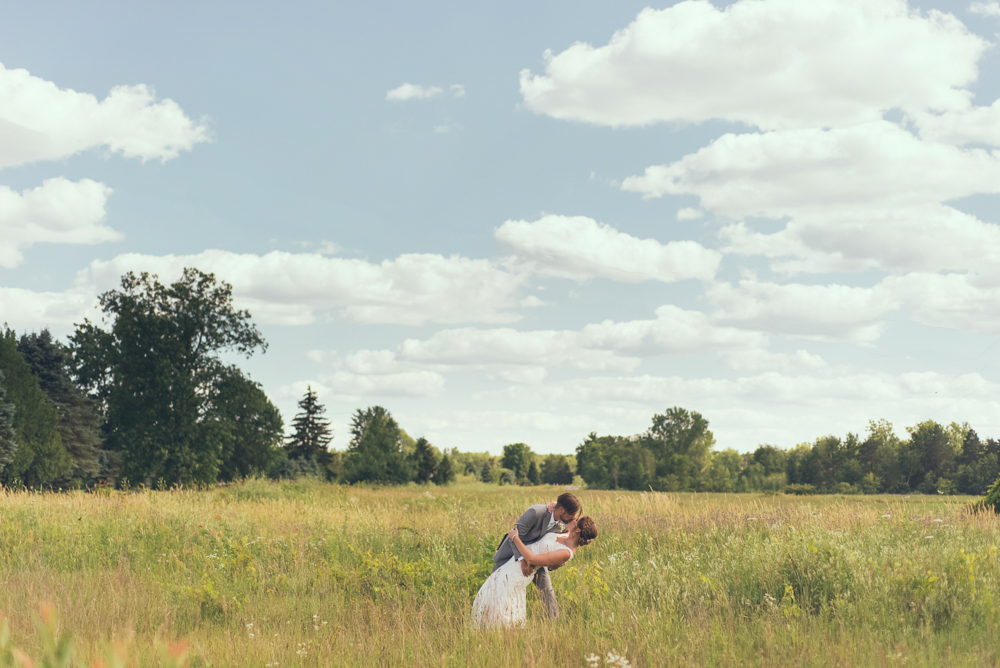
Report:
0,479,998,667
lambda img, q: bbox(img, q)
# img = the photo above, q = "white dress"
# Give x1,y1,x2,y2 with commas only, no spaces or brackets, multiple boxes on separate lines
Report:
471,533,574,629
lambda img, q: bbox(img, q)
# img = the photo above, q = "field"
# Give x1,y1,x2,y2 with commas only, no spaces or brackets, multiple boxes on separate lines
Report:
0,479,998,667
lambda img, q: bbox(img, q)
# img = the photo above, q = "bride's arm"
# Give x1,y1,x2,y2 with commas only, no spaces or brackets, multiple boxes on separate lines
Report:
508,528,571,568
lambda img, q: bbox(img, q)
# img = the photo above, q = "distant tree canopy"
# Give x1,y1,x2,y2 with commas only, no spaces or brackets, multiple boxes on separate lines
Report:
0,329,70,486
69,269,272,487
577,408,998,496
212,366,284,481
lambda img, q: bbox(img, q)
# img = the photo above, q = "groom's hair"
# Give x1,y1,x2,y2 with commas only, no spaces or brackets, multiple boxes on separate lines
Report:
555,492,581,517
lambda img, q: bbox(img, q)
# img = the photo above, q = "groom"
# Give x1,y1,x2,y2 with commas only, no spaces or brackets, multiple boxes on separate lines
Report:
493,492,581,619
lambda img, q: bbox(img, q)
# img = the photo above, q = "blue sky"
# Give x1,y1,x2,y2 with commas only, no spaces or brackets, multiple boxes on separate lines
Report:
3,0,1000,454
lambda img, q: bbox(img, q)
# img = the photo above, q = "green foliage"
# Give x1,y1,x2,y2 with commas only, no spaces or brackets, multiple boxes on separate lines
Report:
17,329,102,486
69,269,267,487
434,453,455,485
344,406,410,484
411,437,439,484
970,474,1000,513
540,454,574,485
526,460,540,485
210,366,284,481
500,442,532,481
786,484,816,495
284,386,334,477
0,372,15,476
0,329,70,486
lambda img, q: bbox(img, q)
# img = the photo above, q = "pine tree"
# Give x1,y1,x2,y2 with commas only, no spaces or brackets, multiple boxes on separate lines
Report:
0,371,16,473
435,453,455,486
527,460,541,485
343,405,409,484
286,386,333,467
412,437,439,484
18,330,102,485
0,329,70,486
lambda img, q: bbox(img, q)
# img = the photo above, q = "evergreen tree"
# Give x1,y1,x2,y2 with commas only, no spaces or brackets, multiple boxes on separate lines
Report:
527,460,541,485
411,437,439,484
541,454,574,485
0,329,70,486
17,330,101,485
435,453,455,486
285,386,333,467
344,405,410,484
0,371,16,474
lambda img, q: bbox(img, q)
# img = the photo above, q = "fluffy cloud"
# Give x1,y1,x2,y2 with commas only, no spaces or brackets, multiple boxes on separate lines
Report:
520,0,985,131
969,1,1000,17
706,280,897,344
0,286,97,330
496,214,720,282
79,249,529,326
0,62,209,168
0,178,118,267
299,350,446,398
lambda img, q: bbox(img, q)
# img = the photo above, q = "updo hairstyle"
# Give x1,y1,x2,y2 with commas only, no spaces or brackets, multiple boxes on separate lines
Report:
576,516,598,546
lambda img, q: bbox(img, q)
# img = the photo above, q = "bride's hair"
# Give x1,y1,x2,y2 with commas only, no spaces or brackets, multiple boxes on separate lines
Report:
576,516,598,546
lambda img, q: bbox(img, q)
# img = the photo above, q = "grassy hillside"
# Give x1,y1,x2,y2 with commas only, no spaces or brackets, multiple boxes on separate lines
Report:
0,479,997,666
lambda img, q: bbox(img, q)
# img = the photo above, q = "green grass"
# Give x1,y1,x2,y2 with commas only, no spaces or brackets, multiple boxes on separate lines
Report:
0,478,998,666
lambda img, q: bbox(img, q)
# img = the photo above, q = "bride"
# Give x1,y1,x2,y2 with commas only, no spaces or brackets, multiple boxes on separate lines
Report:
472,516,598,629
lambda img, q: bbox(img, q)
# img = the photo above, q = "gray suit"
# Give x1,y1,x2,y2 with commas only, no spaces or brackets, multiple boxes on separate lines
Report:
492,503,560,619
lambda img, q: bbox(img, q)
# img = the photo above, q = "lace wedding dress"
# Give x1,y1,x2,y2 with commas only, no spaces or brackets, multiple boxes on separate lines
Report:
471,533,573,629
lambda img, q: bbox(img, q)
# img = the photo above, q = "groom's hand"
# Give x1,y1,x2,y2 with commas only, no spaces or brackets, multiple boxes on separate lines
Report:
520,560,534,577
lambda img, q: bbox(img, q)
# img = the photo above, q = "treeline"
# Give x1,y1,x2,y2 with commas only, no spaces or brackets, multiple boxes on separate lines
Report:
576,409,997,495
0,269,459,489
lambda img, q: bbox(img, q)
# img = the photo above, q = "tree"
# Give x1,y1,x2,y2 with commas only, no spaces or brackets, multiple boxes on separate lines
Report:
17,330,102,485
411,437,439,484
501,443,532,481
0,371,16,474
645,407,714,491
344,406,410,484
541,454,574,485
527,460,541,485
435,453,455,486
285,386,333,470
0,329,71,486
211,367,284,481
69,269,267,486
576,433,653,490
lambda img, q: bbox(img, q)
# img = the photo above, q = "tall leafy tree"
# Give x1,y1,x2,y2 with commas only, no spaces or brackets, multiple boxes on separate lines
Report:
344,405,410,484
644,407,714,491
0,371,16,474
285,386,333,466
211,367,284,481
0,329,70,486
17,330,102,485
541,454,574,485
501,442,532,480
69,269,267,486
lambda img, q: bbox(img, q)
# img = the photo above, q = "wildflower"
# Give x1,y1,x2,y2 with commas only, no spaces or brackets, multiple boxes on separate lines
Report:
586,654,600,667
925,535,933,539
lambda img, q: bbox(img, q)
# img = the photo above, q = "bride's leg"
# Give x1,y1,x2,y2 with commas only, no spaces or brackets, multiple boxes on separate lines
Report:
532,568,559,620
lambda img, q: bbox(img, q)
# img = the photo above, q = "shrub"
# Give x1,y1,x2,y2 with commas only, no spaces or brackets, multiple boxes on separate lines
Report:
785,484,816,495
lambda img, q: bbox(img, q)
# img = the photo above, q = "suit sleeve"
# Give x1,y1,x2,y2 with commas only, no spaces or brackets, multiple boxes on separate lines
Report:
515,506,543,538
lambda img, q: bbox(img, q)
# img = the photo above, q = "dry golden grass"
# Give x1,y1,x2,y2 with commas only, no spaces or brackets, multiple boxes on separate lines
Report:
0,479,998,667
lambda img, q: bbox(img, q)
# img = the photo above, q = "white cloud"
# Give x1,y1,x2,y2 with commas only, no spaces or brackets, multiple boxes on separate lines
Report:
519,0,985,131
496,214,720,282
0,286,96,329
385,83,444,101
0,177,118,267
298,350,446,398
882,272,1000,335
622,123,1000,213
969,1,1000,16
450,84,466,97
78,249,529,326
706,279,897,344
0,62,210,168
676,207,703,221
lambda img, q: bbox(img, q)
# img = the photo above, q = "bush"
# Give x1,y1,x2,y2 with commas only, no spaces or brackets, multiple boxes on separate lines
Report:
785,484,816,495
970,474,1000,513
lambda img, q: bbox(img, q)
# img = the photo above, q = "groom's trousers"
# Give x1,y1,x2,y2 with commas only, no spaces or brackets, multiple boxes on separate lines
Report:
533,567,559,620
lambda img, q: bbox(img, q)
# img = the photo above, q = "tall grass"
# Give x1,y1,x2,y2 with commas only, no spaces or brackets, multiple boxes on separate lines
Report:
0,479,997,666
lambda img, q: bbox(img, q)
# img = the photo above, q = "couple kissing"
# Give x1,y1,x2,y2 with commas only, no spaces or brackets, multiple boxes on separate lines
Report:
472,492,598,629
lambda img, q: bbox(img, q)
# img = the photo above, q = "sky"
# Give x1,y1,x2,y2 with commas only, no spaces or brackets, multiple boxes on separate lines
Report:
2,0,1000,455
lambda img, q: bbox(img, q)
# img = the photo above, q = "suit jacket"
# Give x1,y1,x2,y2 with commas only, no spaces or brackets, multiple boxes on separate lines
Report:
492,504,557,572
